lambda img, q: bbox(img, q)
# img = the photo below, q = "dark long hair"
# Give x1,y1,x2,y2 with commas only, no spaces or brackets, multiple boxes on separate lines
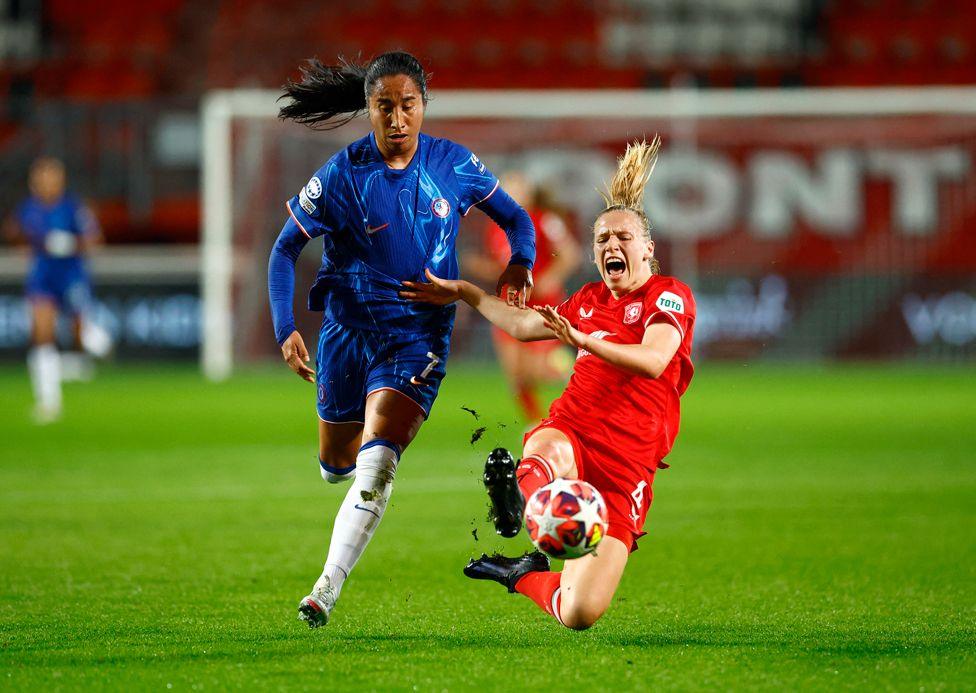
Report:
278,52,429,130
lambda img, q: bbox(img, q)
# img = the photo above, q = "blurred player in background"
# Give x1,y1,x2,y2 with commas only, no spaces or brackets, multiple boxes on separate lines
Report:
268,51,536,628
403,137,695,630
465,172,581,421
3,157,111,423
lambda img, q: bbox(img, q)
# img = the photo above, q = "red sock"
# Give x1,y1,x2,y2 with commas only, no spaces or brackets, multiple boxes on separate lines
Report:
514,570,564,624
516,454,555,501
516,384,543,421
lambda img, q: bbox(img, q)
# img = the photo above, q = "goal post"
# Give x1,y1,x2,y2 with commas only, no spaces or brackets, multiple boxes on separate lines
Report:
201,86,976,380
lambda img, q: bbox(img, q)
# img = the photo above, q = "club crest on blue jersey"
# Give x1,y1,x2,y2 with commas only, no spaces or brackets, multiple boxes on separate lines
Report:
431,198,451,218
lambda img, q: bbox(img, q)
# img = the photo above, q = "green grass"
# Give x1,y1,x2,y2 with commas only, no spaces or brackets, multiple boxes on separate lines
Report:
1,362,974,691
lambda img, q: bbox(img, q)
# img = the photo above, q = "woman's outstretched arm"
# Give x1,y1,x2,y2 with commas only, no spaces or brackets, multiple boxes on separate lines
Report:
401,269,552,342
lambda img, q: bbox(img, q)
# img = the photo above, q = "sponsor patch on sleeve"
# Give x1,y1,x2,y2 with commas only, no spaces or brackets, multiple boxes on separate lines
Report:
655,291,684,314
299,188,316,216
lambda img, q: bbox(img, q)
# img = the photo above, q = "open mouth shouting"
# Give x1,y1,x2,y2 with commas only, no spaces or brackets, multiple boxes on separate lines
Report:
604,256,626,279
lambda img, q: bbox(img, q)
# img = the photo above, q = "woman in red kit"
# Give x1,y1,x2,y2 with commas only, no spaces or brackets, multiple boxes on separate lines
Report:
402,137,695,630
465,171,582,421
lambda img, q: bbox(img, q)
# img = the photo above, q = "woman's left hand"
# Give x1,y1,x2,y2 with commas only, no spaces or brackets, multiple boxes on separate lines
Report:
401,268,465,305
533,305,586,348
495,263,533,308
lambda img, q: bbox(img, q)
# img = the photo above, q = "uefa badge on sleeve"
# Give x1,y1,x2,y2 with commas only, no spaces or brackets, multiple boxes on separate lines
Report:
305,176,322,199
624,302,642,324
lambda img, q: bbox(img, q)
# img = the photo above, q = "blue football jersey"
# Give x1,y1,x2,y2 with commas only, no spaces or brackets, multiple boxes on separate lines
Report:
285,132,500,335
16,194,97,264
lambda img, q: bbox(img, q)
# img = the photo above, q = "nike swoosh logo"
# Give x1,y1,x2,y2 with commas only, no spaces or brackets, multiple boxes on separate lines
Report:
365,223,389,234
354,503,381,519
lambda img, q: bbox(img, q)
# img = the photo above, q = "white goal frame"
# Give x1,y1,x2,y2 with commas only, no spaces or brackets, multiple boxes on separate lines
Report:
201,86,976,380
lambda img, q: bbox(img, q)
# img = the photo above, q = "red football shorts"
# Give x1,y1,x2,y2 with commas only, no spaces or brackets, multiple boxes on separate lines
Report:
524,416,658,552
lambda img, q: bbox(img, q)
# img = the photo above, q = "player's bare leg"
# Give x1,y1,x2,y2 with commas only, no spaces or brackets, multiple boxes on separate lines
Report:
518,426,578,504
361,388,425,446
27,298,62,423
557,535,629,629
465,527,628,630
469,427,629,629
522,427,577,479
300,389,424,628
316,419,362,484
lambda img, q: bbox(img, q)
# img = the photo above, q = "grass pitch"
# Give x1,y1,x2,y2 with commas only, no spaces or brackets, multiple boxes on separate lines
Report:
0,362,973,690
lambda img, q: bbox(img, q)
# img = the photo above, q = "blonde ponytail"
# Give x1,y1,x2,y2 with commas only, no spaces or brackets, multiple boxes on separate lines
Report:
597,135,662,274
599,135,661,209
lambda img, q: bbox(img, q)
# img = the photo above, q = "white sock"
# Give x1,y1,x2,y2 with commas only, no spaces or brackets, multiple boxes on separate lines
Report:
319,458,357,484
28,344,62,414
319,441,400,600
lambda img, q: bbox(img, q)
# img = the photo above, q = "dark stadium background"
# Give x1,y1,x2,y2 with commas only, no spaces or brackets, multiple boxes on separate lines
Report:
0,2,973,690
1,0,974,364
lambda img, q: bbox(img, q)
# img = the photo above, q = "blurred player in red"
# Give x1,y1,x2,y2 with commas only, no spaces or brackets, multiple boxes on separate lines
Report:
402,137,695,629
465,172,581,421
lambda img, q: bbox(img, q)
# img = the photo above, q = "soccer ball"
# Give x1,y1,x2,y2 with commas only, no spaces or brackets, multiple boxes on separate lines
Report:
524,479,609,559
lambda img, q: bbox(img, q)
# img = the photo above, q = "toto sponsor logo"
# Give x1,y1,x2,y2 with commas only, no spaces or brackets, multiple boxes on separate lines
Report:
655,292,684,314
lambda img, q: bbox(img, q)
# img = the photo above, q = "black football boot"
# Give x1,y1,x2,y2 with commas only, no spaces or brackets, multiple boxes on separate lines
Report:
463,551,551,593
483,447,525,538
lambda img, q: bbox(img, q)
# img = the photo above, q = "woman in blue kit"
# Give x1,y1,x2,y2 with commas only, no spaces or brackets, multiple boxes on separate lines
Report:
6,157,108,423
268,52,536,627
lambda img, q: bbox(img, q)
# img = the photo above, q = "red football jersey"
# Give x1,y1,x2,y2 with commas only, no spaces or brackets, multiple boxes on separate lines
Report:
550,274,696,468
486,209,571,306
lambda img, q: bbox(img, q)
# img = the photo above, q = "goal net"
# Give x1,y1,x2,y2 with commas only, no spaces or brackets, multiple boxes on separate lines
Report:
202,88,976,380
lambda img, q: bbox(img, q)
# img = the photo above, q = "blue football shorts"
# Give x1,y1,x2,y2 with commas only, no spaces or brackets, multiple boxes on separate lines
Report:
315,318,451,423
26,260,90,316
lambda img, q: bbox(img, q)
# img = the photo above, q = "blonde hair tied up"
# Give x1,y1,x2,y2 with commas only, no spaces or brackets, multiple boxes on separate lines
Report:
598,134,662,274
